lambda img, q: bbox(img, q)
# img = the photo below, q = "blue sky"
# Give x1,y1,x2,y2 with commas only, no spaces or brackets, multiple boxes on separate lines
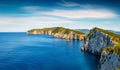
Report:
0,0,120,32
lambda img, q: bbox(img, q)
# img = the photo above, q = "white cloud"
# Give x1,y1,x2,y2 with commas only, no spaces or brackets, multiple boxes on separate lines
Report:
21,5,117,19
0,5,118,32
0,16,74,32
21,6,41,12
57,0,99,9
57,0,81,7
0,15,119,32
0,16,73,24
56,0,117,19
40,9,117,19
57,0,96,8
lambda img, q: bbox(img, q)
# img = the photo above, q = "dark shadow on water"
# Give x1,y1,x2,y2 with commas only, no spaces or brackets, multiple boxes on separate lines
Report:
82,52,100,70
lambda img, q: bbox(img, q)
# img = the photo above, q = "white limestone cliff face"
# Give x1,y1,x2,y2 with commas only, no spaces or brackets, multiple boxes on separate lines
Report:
98,51,120,70
83,28,120,70
84,30,114,55
27,28,86,41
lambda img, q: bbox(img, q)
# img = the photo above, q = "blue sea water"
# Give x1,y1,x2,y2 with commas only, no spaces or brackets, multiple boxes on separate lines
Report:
0,32,98,70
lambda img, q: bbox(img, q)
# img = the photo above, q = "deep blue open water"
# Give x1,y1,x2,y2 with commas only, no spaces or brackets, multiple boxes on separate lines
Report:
0,32,98,70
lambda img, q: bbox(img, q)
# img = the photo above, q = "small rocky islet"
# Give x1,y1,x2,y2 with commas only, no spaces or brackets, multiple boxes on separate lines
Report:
27,27,120,70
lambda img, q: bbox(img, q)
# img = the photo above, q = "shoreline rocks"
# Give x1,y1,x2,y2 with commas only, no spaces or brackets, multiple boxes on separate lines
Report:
27,27,86,41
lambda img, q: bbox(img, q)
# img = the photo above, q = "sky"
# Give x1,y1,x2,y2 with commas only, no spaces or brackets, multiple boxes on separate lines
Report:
0,0,120,32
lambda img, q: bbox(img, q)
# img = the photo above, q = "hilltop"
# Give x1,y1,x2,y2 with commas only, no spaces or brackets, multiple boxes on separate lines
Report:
27,27,86,40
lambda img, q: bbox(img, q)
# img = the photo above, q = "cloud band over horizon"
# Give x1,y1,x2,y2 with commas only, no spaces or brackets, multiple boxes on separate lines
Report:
0,0,120,32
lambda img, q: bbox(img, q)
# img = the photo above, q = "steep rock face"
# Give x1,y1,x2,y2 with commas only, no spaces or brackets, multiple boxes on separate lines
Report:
27,27,86,40
99,51,120,70
84,28,114,55
99,44,120,70
83,27,120,70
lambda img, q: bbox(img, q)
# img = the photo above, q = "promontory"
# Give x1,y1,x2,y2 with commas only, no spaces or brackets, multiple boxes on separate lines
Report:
83,27,120,70
27,27,86,40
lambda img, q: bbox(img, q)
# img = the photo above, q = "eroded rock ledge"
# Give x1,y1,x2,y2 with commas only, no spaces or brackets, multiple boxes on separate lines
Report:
27,27,86,40
83,27,120,70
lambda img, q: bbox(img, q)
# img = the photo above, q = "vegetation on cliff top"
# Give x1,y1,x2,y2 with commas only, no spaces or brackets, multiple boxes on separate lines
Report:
118,67,120,70
93,27,120,43
87,27,120,56
28,27,85,35
95,27,120,56
103,44,120,56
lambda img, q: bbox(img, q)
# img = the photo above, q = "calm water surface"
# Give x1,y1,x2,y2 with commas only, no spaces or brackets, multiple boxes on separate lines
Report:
0,32,98,70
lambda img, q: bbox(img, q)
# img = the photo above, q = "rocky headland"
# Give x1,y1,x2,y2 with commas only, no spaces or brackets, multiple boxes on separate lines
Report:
27,27,86,40
83,27,120,70
28,27,120,70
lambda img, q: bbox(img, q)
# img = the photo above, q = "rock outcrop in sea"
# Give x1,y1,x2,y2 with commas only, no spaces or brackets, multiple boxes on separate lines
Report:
83,27,120,70
27,27,86,40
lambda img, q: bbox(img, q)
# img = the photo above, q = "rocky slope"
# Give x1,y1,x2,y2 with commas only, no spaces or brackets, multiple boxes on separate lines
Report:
83,27,120,70
27,27,86,40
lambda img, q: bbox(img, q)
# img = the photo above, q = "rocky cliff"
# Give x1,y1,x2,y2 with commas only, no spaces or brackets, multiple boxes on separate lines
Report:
99,49,120,70
27,27,86,40
83,27,120,70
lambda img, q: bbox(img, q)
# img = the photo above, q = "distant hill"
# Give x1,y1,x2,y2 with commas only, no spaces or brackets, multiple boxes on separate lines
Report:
27,27,86,40
76,29,90,34
76,29,120,35
108,30,120,34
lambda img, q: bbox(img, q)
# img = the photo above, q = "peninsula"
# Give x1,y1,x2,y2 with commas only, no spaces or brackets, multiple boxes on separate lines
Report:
28,27,120,70
83,27,120,70
27,27,86,40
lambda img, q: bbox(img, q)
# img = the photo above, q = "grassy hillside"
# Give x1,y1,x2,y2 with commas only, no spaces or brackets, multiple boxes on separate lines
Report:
28,27,85,35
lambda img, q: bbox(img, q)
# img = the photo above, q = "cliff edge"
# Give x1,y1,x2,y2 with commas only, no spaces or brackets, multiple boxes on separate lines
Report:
83,27,120,70
27,27,86,40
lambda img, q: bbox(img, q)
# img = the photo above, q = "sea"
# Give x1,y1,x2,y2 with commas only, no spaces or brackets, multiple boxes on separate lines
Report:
0,32,98,70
